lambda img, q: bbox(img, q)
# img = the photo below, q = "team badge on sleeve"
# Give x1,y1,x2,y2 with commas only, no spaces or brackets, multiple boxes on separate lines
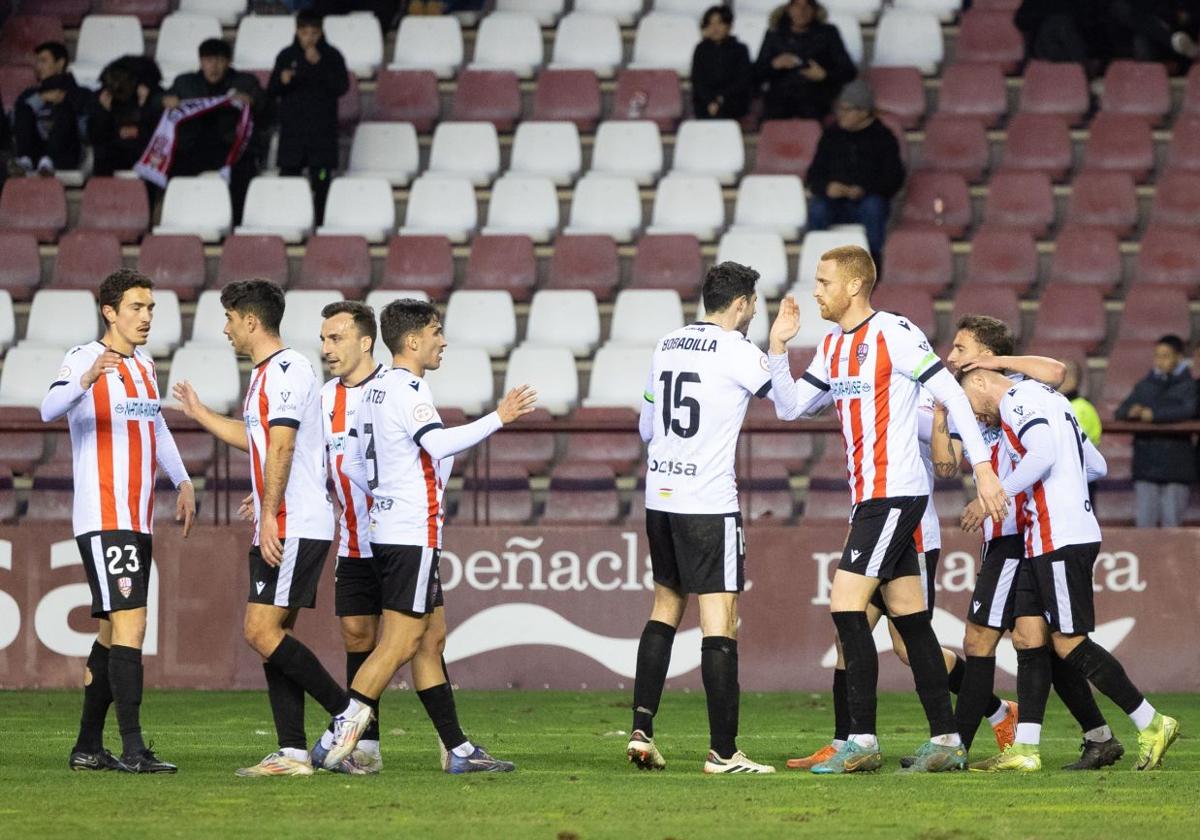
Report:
413,403,436,423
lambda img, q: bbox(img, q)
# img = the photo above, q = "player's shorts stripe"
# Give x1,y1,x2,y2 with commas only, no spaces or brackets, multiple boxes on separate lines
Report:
419,450,439,547
871,331,892,497
413,546,435,613
866,506,901,577
274,538,299,608
801,372,829,391
90,533,110,612
989,556,1021,627
1052,558,1073,634
917,551,930,610
92,371,119,531
723,516,737,591
413,422,444,447
913,524,924,554
1016,417,1049,441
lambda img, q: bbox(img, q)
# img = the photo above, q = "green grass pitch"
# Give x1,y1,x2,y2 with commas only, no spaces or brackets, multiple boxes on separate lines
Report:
0,689,1195,838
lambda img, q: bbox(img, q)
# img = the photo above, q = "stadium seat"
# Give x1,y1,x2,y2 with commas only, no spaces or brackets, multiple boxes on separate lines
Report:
0,290,13,354
672,119,744,184
1065,170,1137,237
235,177,313,243
584,344,654,409
1132,227,1200,290
216,234,288,289
564,175,643,242
609,289,685,346
368,70,439,131
483,175,560,242
531,69,602,131
424,345,494,413
1033,283,1105,348
629,234,702,297
1166,113,1200,172
562,419,644,477
323,13,384,79
484,407,556,473
153,176,231,242
380,235,454,301
137,234,205,302
591,120,664,185
1149,169,1200,230
278,289,343,349
1099,341,1157,416
732,12,768,61
24,289,99,348
389,15,463,78
51,231,123,290
96,0,169,26
140,289,182,357
0,345,71,406
879,228,952,291
0,233,41,302
542,463,620,524
575,0,642,25
732,174,807,239
950,286,1022,340
696,294,769,347
744,462,795,523
503,344,578,415
428,121,501,186
919,114,989,181
871,284,936,338
982,170,1054,237
630,13,700,76
444,290,517,357
314,177,394,243
753,118,822,176
526,289,601,356
740,413,815,473
612,69,684,131
453,465,533,525
871,8,943,73
0,65,36,115
364,288,428,313
0,16,65,67
509,121,581,185
399,175,478,243
818,0,882,23
1000,114,1073,181
497,0,565,24
824,13,863,65
546,234,620,300
0,177,66,242
451,69,521,131
73,15,145,87
337,72,361,133
75,176,147,243
1048,225,1121,290
1100,60,1170,124
155,12,221,87
463,234,537,301
647,174,725,240
188,289,228,344
963,226,1037,289
178,0,246,26
954,9,1023,71
866,66,925,129
1082,113,1155,182
1116,289,1191,343
894,0,961,20
164,344,240,413
347,123,419,187
295,236,371,298
897,171,970,237
550,11,622,77
1017,60,1089,124
716,229,789,297
0,426,44,474
471,11,543,77
232,14,291,72
937,63,1006,127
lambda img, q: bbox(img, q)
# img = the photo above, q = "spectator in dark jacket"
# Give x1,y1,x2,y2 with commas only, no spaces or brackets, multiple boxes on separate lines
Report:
1115,335,1198,528
268,11,349,224
804,80,904,265
9,41,88,176
691,6,753,120
754,0,855,121
88,55,164,177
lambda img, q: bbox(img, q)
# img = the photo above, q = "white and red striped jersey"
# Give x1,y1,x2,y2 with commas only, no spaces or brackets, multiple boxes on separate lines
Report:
242,348,334,546
998,379,1101,556
914,390,940,554
41,342,190,537
321,366,385,558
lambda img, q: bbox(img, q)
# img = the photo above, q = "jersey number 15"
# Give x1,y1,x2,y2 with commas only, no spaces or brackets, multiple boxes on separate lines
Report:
659,371,701,438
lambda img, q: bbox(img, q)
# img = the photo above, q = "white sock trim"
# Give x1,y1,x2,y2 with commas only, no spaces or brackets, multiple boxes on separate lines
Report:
931,733,961,747
1015,722,1042,745
279,747,309,761
450,740,476,758
987,701,1010,727
831,739,847,749
1084,725,1113,743
1129,699,1156,731
849,733,878,749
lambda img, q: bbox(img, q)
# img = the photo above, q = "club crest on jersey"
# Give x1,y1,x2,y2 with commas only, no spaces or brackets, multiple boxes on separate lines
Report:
413,403,436,423
117,577,132,598
855,343,869,364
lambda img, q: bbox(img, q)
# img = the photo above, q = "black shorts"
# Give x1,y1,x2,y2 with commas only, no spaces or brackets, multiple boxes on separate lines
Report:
247,538,330,609
870,548,940,614
646,510,745,594
968,534,1026,630
335,555,382,617
1027,542,1100,635
839,496,926,582
369,544,444,617
77,530,153,618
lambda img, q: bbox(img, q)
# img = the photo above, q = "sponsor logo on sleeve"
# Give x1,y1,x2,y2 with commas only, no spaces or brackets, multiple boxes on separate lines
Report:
414,403,436,423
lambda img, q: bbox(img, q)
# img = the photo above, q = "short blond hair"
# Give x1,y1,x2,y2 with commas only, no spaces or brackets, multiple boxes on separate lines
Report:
819,245,876,294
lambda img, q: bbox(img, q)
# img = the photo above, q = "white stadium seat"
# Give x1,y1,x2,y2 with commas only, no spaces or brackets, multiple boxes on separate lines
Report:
584,343,655,410
470,12,544,78
390,16,464,78
232,14,294,72
165,344,241,414
896,0,962,23
178,0,247,27
550,12,623,77
672,119,745,184
483,175,559,242
630,13,700,77
716,230,789,298
591,120,663,186
525,290,601,357
280,290,345,350
444,290,517,357
647,174,725,240
155,13,222,87
575,0,643,26
0,346,73,407
0,290,14,354
323,13,384,78
73,16,144,88
24,290,99,349
821,0,884,24
153,176,232,243
733,175,807,240
733,13,768,60
697,296,769,348
509,121,582,185
829,14,864,65
610,289,684,345
348,122,420,187
399,175,478,243
565,175,642,242
428,122,501,186
142,290,183,358
655,0,711,12
234,177,314,243
187,291,226,345
504,344,578,415
871,8,944,73
367,290,431,367
424,346,494,414
316,177,396,243
497,0,566,26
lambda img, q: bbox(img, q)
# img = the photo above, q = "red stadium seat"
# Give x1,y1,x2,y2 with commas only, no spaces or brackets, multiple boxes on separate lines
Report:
1100,341,1157,416
974,0,1022,8
0,16,65,66
1033,285,1106,348
0,432,44,474
369,69,440,132
803,478,851,521
741,411,815,473
380,235,454,301
954,10,1024,72
1065,169,1137,238
1132,227,1200,290
755,119,823,176
919,113,989,181
1116,288,1191,343
1183,63,1200,115
612,69,683,132
96,0,168,26
454,465,533,524
1100,60,1170,124
0,177,66,242
296,235,371,298
1166,114,1200,171
546,234,619,301
0,232,41,301
744,462,794,524
78,176,149,243
951,286,1022,340
866,66,926,129
0,64,35,113
877,112,909,166
871,284,936,338
137,234,206,302
629,234,702,297
531,69,602,132
218,234,289,287
1149,169,1200,230
463,234,537,302
880,228,952,292
51,231,122,289
1048,225,1121,290
937,63,1007,127
541,462,620,524
487,409,555,474
964,226,1037,289
898,171,971,238
1098,438,1132,480
338,72,360,134
1082,113,1155,183
1001,113,1072,181
983,170,1054,237
931,481,968,522
1018,60,1089,125
451,68,522,132
562,407,642,474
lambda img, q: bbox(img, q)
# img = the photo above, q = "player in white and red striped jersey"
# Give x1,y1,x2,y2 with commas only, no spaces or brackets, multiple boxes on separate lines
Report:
766,244,1008,775
41,269,195,774
958,369,1179,772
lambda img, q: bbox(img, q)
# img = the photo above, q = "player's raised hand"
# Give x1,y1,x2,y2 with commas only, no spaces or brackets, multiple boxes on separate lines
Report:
171,380,205,419
259,515,284,567
237,493,255,522
972,461,1009,523
176,481,196,538
497,384,538,424
81,349,123,389
769,295,801,354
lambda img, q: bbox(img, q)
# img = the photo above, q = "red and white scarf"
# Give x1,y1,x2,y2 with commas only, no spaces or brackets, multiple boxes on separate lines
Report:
134,94,254,188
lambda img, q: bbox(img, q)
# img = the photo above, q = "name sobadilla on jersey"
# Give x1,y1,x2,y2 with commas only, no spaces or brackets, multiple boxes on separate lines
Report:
661,336,718,353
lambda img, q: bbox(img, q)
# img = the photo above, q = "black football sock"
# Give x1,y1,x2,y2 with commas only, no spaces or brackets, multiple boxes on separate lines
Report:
1051,652,1107,734
347,650,380,741
631,620,675,738
263,661,307,751
892,612,956,738
700,636,739,758
832,667,850,742
1016,646,1053,732
268,634,348,716
830,611,878,736
1064,639,1145,715
74,641,113,753
946,653,965,693
108,645,145,756
954,655,997,752
417,682,468,752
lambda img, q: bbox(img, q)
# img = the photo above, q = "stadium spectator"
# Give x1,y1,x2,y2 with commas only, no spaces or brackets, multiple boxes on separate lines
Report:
88,56,164,178
1104,0,1200,63
1015,0,1098,64
691,5,754,120
804,80,904,266
754,0,855,121
9,41,88,177
268,11,349,225
1115,335,1197,528
1063,358,1102,505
